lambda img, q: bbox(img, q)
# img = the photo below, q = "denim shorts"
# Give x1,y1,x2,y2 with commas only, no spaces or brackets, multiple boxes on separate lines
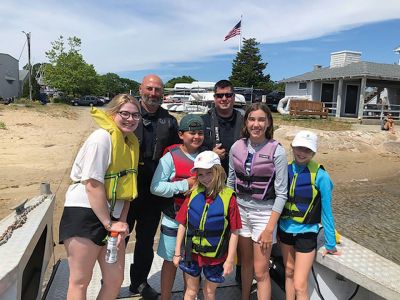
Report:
179,260,225,283
238,204,277,243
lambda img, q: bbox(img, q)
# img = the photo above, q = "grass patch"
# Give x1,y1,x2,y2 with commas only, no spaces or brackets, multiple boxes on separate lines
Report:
0,120,6,130
4,102,79,120
273,113,353,131
172,111,353,131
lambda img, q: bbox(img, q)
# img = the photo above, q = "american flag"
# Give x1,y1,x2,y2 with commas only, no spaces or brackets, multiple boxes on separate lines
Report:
224,21,241,41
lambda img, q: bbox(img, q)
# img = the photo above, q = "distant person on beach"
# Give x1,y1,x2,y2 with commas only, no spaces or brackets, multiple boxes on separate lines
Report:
227,102,288,299
59,94,140,300
382,113,395,134
126,74,180,299
201,79,244,282
150,114,205,300
173,151,241,300
279,130,339,300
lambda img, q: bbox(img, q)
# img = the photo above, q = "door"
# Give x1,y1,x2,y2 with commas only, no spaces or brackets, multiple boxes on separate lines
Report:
344,85,359,116
321,83,334,110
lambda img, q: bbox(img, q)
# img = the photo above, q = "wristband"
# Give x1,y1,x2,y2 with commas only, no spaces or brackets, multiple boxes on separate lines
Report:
105,220,112,231
174,254,181,257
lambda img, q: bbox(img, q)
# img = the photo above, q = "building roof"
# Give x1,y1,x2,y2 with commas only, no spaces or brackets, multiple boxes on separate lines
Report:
0,53,18,62
281,61,400,83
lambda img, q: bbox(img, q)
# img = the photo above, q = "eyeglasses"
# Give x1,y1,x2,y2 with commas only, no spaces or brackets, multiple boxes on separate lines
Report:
214,93,234,99
118,111,141,120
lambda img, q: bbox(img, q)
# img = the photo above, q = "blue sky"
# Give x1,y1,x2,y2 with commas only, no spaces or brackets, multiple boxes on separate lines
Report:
1,0,400,84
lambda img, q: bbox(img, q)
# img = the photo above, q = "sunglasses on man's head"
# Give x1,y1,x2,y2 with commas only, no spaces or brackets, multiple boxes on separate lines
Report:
214,93,234,99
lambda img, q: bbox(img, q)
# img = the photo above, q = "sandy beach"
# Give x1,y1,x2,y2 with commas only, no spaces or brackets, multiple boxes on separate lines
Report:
1,104,399,260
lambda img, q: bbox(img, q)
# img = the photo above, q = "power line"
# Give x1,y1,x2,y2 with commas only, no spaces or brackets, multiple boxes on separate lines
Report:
18,39,27,61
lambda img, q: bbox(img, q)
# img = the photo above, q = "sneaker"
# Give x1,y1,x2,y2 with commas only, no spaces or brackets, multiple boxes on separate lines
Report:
129,282,158,299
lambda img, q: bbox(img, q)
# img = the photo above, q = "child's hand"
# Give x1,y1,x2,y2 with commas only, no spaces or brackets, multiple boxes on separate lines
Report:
257,229,273,254
223,259,234,277
187,177,196,189
173,254,181,267
322,247,341,257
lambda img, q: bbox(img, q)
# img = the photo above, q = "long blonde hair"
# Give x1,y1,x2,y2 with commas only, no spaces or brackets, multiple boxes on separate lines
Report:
106,93,141,116
188,165,227,199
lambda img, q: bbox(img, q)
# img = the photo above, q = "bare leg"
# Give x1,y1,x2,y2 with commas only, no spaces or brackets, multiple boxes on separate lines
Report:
280,242,296,300
184,273,200,300
293,250,315,300
97,239,126,300
203,279,219,300
161,260,177,300
64,237,102,300
239,236,254,300
253,241,273,300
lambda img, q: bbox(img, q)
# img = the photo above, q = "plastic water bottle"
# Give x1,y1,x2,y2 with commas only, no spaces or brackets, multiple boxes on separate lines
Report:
105,231,118,264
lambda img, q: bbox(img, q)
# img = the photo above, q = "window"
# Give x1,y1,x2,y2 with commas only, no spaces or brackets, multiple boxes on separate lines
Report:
298,82,307,90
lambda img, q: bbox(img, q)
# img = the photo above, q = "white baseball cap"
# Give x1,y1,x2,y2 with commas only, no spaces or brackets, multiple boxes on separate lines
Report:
291,130,318,153
191,151,221,172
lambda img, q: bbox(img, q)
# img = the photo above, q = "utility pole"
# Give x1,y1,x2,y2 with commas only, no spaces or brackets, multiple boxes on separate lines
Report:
22,31,32,101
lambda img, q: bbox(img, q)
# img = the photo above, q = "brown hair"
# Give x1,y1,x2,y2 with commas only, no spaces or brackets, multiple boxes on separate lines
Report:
241,102,274,139
106,93,141,116
188,165,226,199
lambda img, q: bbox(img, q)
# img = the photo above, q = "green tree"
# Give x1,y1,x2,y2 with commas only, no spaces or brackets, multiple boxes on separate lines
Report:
97,73,139,97
22,63,42,100
44,36,98,96
165,76,196,89
229,38,271,90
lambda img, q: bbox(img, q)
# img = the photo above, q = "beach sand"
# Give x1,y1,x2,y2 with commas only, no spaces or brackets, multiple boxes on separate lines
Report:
1,104,399,259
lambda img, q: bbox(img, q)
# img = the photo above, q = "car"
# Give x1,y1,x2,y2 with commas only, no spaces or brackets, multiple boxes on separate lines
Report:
265,91,285,111
0,97,14,105
97,97,110,105
70,95,101,106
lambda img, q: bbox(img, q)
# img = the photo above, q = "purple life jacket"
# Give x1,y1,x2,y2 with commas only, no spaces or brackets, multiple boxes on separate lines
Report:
231,138,278,201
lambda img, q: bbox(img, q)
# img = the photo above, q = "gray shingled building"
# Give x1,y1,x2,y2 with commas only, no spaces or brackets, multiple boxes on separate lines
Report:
281,51,400,119
0,53,21,100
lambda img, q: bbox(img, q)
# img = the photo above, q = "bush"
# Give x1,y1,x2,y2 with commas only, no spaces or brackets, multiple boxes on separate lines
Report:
0,120,6,130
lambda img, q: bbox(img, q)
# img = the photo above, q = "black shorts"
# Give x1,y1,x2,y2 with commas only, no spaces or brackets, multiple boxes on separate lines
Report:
59,207,108,246
278,227,317,253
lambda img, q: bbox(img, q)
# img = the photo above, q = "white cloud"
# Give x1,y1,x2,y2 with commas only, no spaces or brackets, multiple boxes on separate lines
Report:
1,0,399,74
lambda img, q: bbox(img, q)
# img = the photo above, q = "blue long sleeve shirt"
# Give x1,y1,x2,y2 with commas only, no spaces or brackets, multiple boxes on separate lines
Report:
150,151,197,198
279,162,336,250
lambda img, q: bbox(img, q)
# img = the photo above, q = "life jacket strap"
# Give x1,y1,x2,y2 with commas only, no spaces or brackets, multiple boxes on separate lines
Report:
282,208,304,218
287,195,311,204
236,172,271,183
104,168,137,215
193,244,218,253
237,185,265,195
188,224,223,238
160,224,178,237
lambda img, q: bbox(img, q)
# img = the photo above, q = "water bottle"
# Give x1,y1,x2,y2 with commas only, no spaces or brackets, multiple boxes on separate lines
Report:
105,231,118,264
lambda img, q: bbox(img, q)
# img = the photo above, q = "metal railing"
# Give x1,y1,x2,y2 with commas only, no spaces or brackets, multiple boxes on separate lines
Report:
320,102,400,120
362,103,400,120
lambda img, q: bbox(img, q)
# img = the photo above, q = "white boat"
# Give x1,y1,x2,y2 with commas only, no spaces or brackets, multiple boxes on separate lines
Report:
1,187,399,299
189,92,246,108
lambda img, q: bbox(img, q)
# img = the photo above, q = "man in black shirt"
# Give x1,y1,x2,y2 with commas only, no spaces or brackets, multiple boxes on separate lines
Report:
201,79,243,174
127,74,179,299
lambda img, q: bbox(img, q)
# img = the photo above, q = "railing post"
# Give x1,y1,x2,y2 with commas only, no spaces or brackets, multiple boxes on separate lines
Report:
40,182,51,195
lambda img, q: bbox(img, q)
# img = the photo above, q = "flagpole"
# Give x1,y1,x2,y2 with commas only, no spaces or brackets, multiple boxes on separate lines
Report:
239,15,243,52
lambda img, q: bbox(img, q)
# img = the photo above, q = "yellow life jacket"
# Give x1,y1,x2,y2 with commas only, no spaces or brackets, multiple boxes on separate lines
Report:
91,108,139,210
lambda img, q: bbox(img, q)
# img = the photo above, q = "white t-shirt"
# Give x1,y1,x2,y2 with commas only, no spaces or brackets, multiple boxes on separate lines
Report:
64,128,125,218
